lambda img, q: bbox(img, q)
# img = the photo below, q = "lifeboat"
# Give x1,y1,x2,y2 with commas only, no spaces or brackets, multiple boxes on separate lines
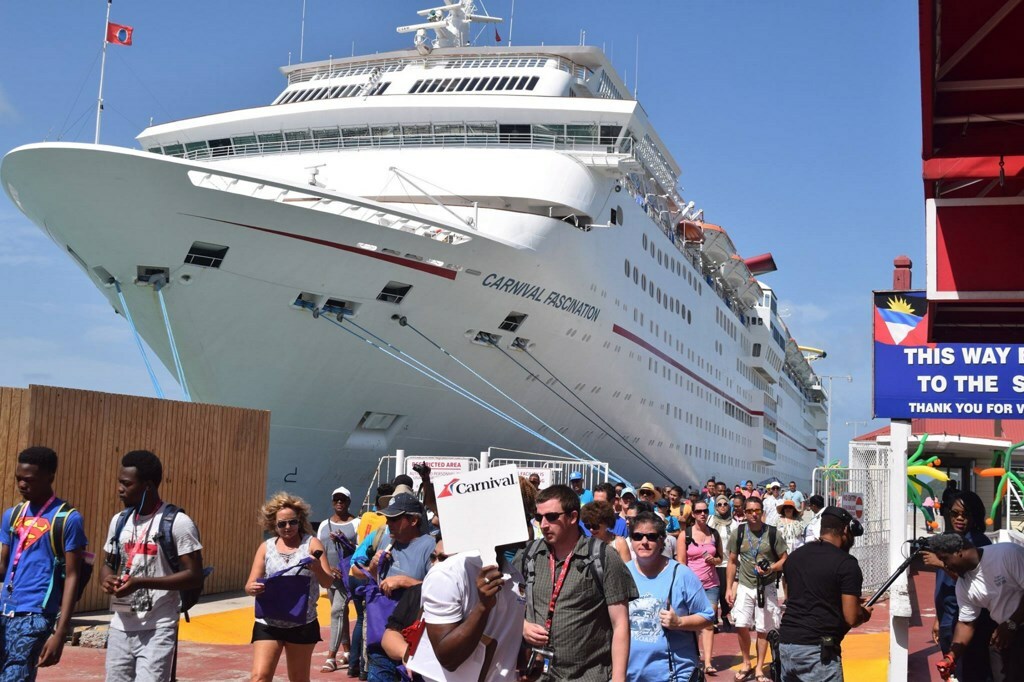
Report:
676,219,704,244
700,223,736,266
721,254,753,291
737,277,763,309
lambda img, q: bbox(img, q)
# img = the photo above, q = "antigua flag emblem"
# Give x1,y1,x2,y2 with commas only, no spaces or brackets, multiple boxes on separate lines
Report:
106,22,134,46
874,293,927,346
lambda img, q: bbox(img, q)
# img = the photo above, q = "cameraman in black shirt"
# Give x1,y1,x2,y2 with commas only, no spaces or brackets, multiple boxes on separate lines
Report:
778,507,873,681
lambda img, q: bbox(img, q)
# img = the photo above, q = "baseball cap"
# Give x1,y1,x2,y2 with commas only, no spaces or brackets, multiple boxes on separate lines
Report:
568,471,584,481
654,498,670,509
620,486,637,499
332,486,351,499
768,481,782,489
378,493,425,518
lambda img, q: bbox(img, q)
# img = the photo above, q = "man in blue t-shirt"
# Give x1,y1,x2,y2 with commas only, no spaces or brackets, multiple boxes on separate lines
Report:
782,481,805,513
0,446,88,681
569,471,594,504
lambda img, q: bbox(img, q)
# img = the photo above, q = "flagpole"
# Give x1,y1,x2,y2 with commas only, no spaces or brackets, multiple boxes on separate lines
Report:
95,0,112,144
299,0,306,62
508,0,515,47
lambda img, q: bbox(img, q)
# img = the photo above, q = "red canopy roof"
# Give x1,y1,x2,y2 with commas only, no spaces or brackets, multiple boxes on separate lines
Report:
854,418,1024,443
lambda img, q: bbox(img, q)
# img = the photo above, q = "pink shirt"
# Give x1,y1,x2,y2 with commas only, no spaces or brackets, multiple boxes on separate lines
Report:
685,532,720,588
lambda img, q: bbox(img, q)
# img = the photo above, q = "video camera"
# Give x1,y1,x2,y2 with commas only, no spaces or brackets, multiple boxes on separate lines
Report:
756,558,774,607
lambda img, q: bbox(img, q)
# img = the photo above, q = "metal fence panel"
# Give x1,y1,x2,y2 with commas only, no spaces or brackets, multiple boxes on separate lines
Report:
812,443,892,592
488,447,609,491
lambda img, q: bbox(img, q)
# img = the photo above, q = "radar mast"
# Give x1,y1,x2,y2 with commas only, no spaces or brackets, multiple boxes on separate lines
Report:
397,0,503,55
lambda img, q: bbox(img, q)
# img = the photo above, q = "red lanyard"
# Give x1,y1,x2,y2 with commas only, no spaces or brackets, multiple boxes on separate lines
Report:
544,551,574,631
10,495,56,568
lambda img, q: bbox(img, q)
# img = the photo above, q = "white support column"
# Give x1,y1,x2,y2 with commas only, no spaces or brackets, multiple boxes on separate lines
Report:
395,449,406,481
888,420,912,682
480,450,489,469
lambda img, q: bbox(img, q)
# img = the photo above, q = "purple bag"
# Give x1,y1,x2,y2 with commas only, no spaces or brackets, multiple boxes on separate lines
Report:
255,558,313,625
353,565,399,647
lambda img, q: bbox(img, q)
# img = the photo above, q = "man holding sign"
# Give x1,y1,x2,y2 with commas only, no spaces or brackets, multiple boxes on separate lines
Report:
410,476,536,682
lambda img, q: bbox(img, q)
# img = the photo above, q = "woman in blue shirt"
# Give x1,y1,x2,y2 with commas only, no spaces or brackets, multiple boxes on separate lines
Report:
922,490,994,682
626,511,714,682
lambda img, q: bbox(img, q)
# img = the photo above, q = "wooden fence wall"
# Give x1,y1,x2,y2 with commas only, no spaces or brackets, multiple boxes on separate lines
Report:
0,385,269,612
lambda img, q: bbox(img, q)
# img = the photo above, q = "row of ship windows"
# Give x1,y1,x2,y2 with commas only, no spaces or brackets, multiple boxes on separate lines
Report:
408,75,541,94
443,57,551,69
274,81,391,105
641,233,702,296
624,259,693,324
715,308,739,342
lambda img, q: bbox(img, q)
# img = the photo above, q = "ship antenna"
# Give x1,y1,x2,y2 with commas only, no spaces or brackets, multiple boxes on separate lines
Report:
397,0,503,54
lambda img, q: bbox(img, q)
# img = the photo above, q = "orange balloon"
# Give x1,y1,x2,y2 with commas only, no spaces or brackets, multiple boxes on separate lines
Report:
986,517,994,526
933,459,941,466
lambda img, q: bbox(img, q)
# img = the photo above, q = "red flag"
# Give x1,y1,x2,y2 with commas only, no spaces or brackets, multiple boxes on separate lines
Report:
495,28,502,43
106,22,133,46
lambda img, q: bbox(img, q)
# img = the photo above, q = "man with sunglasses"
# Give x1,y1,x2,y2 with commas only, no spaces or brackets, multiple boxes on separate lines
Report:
517,485,637,682
725,497,788,682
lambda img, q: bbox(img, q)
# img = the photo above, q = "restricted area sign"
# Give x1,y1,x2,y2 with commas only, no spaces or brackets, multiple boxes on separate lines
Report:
517,467,558,489
404,456,474,486
841,492,864,520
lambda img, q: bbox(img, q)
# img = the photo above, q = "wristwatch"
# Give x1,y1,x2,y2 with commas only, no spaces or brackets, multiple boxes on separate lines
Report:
1006,620,1018,632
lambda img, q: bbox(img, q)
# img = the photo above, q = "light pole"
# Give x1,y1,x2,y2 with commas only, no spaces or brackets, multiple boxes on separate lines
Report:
845,419,873,439
820,374,852,462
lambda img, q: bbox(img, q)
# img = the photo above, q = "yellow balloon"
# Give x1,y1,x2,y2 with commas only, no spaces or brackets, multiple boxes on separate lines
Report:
907,466,950,481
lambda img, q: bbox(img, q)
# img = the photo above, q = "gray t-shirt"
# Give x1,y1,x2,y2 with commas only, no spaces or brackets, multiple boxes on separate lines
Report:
729,523,788,589
105,504,202,632
317,517,358,570
382,533,435,581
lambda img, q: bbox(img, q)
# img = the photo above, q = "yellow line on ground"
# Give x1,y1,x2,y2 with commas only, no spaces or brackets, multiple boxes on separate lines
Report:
179,594,335,645
725,631,889,678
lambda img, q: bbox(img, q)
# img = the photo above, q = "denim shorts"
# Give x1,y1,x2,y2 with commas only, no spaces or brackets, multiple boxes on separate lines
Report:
704,586,720,609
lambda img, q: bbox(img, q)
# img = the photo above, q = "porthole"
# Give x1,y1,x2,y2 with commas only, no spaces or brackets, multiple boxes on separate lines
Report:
641,274,646,289
657,250,662,266
633,267,639,284
642,234,648,249
656,289,662,304
624,259,631,277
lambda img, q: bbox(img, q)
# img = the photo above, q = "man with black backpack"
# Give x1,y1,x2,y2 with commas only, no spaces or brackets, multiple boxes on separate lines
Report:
100,450,204,682
725,495,788,682
0,446,88,680
517,484,637,682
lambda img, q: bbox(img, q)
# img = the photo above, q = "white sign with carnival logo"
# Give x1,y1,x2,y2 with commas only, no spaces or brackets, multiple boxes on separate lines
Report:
435,464,530,566
840,492,865,520
517,467,558,489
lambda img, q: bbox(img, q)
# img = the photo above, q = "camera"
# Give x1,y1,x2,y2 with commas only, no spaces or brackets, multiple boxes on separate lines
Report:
757,558,773,575
521,647,554,680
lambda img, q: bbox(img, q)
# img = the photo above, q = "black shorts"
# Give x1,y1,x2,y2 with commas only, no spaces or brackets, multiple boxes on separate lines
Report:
251,619,322,645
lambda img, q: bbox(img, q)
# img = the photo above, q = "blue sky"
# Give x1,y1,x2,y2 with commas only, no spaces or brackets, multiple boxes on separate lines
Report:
0,1,923,462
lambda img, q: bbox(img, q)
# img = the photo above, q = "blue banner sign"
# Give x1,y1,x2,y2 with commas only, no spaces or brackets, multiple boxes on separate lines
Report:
873,291,1024,418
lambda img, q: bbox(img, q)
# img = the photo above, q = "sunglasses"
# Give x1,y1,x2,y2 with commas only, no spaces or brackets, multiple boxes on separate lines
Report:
585,523,601,532
430,551,448,562
693,509,709,515
949,509,968,520
745,508,762,514
630,532,662,542
276,519,300,529
716,502,729,507
533,511,569,524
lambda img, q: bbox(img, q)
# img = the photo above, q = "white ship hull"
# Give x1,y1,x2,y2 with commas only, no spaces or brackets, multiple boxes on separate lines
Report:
3,28,827,505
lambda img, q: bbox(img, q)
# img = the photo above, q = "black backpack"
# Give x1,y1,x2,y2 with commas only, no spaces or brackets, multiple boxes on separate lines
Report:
8,501,93,607
521,536,606,618
108,504,205,618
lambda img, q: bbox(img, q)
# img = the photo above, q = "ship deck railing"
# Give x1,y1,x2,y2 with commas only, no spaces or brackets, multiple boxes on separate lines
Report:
159,132,635,162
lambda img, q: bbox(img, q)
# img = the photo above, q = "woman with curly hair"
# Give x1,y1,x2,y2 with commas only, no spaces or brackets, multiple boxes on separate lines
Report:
246,493,333,682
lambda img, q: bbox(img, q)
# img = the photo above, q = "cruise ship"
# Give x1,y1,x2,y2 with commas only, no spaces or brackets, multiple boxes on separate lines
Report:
1,1,827,503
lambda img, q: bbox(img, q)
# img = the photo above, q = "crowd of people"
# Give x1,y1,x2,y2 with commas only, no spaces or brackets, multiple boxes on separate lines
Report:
2,446,1022,682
